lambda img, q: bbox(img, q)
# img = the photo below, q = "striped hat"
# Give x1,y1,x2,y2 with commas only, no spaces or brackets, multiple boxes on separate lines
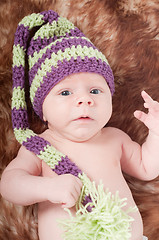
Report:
11,10,114,168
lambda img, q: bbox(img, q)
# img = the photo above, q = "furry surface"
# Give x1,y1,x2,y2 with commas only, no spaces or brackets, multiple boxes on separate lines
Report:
0,0,159,239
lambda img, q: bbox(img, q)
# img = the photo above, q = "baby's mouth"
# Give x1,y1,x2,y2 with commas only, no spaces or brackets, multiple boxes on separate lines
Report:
74,116,93,121
78,116,90,119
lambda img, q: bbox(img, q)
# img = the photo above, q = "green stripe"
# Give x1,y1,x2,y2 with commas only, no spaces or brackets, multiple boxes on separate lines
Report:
33,16,75,40
29,36,91,69
19,13,44,29
12,45,25,67
12,87,27,110
38,144,65,169
30,45,108,103
14,129,36,144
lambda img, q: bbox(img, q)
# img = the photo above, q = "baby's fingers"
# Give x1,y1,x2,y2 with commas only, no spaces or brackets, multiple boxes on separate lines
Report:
142,91,159,112
134,110,147,123
141,91,153,103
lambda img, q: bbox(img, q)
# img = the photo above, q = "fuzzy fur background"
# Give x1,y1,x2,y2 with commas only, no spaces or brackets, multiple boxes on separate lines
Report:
0,0,159,239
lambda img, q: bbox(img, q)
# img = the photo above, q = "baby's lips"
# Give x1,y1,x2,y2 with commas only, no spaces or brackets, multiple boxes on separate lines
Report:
73,115,93,121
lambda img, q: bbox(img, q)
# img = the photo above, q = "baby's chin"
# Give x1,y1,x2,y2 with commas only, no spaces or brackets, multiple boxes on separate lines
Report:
67,129,102,143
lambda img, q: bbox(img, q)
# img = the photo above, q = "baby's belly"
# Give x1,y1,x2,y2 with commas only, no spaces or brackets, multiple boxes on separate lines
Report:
115,184,143,240
39,161,143,240
91,169,144,240
38,201,77,240
38,180,143,240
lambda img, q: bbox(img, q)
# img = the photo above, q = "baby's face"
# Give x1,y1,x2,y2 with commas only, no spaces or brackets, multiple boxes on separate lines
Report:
42,72,112,142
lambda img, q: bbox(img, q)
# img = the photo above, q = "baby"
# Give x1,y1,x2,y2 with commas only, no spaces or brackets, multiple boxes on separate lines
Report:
0,10,158,240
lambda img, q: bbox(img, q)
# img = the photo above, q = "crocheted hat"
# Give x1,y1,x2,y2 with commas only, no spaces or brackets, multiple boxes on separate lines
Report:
12,10,114,165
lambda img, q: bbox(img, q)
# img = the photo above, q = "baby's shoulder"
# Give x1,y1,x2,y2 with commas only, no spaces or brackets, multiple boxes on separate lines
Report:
102,127,130,141
39,129,51,141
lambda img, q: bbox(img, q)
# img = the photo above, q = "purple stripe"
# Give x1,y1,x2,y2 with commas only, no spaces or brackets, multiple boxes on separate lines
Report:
52,154,93,211
82,195,93,212
33,56,114,118
23,135,50,155
14,24,30,49
12,107,29,129
53,156,82,177
29,37,96,84
12,65,25,88
69,28,85,38
27,28,85,57
27,36,58,57
40,10,59,24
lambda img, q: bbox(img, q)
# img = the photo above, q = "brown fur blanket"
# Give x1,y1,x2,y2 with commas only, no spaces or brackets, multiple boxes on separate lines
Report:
0,0,159,239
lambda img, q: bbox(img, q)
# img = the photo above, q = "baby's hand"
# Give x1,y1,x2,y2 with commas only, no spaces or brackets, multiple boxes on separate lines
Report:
134,91,159,136
46,174,83,208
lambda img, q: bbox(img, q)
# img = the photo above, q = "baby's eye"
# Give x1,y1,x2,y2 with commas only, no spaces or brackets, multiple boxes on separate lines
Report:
90,89,101,94
60,90,72,96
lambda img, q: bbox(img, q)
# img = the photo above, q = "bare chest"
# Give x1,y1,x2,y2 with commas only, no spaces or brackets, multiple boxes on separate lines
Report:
55,140,123,189
41,129,124,191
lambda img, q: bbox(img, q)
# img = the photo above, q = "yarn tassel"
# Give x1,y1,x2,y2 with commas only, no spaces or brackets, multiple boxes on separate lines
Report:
58,173,137,240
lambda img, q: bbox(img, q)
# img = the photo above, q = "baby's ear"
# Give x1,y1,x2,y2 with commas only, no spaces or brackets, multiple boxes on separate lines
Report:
43,115,47,122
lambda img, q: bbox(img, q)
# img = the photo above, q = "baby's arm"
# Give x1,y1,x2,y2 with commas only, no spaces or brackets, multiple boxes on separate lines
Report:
121,91,159,180
0,146,82,208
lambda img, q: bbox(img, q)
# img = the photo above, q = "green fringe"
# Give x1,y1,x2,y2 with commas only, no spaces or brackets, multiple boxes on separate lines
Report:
58,174,137,240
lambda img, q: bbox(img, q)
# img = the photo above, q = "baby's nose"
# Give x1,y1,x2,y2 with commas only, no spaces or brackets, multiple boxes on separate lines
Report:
77,95,94,106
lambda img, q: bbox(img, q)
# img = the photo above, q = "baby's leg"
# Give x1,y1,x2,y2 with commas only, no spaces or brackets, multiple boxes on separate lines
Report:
38,201,67,240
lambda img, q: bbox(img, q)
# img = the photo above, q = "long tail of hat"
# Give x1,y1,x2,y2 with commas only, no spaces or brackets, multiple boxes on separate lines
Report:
11,10,74,170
